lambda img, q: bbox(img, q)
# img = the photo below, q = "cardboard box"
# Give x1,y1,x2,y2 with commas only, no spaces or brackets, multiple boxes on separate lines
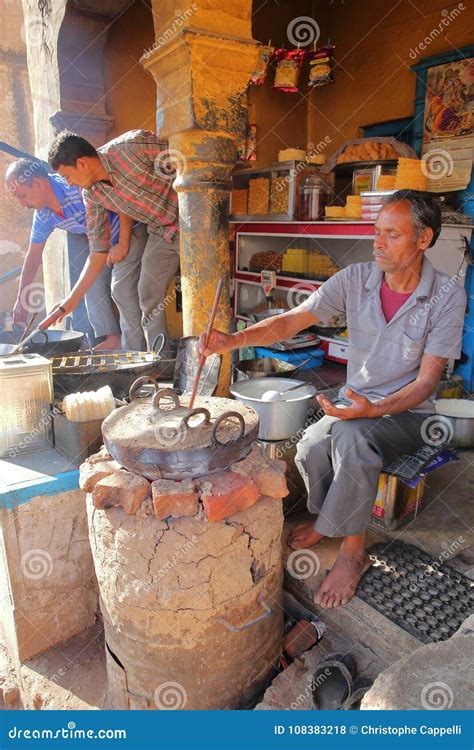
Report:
371,473,425,531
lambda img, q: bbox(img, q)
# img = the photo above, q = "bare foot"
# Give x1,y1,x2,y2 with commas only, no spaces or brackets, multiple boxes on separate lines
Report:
283,620,319,659
93,335,122,351
314,551,371,608
289,522,325,550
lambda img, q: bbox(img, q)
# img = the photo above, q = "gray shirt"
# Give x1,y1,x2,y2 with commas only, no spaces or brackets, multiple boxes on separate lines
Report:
300,258,467,413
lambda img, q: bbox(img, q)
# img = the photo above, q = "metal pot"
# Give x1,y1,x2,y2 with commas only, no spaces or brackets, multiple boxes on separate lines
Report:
230,377,316,441
448,417,474,447
0,329,84,356
435,399,474,448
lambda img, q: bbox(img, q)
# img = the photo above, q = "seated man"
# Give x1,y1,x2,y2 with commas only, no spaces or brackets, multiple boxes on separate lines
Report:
5,158,121,350
43,129,179,355
201,191,467,609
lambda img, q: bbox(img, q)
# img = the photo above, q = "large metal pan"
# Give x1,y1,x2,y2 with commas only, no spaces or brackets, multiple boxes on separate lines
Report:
102,379,259,480
0,329,84,357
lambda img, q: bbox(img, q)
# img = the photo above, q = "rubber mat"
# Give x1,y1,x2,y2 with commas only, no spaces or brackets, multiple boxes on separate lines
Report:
357,541,473,644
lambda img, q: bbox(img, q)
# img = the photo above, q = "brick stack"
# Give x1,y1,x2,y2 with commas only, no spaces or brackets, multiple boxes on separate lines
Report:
79,443,289,522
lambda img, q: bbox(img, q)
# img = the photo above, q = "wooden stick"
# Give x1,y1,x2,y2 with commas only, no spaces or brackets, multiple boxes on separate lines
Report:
188,278,223,409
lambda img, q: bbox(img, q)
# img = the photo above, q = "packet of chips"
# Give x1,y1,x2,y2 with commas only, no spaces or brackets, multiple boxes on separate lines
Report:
308,44,335,88
250,43,275,85
273,48,305,92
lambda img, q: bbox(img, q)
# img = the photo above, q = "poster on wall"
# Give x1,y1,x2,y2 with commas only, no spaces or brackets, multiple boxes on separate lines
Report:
422,57,473,192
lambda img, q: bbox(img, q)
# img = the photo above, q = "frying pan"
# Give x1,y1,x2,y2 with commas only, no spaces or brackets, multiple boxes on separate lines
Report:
0,329,84,357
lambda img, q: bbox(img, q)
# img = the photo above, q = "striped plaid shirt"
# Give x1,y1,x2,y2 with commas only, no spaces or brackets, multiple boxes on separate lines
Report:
30,173,120,244
83,130,179,253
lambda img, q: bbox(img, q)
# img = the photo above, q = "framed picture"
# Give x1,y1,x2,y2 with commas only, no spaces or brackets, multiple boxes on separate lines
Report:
411,45,473,192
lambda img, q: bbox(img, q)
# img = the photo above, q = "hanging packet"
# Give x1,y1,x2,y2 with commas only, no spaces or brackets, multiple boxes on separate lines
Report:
250,44,275,85
273,48,305,92
308,44,335,88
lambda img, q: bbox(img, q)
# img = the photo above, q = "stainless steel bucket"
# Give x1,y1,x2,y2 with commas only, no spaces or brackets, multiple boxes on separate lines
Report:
230,377,316,441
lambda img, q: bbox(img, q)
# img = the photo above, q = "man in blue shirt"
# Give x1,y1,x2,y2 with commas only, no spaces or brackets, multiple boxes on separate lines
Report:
5,158,121,349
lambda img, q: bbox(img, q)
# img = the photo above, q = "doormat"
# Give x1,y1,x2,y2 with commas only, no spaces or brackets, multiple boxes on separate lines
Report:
356,541,473,644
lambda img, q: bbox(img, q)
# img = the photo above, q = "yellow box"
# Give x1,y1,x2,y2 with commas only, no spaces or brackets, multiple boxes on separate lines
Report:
371,473,425,530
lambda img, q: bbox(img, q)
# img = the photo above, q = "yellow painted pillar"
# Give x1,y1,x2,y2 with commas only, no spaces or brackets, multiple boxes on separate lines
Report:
142,9,258,392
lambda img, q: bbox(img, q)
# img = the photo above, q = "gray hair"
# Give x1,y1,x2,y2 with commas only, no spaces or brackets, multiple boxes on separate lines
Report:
382,190,441,248
5,158,49,188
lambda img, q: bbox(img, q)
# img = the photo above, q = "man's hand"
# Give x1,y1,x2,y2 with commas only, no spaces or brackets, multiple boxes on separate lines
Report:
199,328,236,357
317,388,378,420
12,297,28,325
41,295,78,328
107,242,129,266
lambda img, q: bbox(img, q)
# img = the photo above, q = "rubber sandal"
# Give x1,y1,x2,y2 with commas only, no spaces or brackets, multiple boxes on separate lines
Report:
341,675,373,710
312,653,355,710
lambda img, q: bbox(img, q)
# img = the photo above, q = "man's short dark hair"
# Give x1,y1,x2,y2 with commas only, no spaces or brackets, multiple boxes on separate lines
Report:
48,131,98,169
382,190,441,248
5,158,49,187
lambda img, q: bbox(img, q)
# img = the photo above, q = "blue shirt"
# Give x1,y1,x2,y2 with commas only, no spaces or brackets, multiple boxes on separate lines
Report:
30,173,121,245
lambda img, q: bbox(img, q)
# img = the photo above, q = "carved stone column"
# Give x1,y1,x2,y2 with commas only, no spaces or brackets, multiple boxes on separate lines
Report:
20,0,130,313
142,10,259,391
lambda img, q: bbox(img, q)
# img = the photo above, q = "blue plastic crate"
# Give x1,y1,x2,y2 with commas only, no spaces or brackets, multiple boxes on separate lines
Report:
254,346,324,369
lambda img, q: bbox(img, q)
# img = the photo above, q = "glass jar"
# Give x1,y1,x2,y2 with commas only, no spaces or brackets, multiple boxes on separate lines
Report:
298,175,331,221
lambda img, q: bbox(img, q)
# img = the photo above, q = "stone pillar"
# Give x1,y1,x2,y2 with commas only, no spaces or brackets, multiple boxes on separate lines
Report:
142,6,259,391
20,0,129,314
0,1,36,320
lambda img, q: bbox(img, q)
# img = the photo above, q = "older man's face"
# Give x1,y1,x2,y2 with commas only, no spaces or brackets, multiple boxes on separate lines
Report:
373,200,432,274
7,178,46,210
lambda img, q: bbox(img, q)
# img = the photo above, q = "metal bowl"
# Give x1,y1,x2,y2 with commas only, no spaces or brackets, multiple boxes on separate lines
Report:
251,308,288,322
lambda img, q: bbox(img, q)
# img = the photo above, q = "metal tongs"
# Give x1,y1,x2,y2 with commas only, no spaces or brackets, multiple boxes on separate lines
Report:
9,314,48,355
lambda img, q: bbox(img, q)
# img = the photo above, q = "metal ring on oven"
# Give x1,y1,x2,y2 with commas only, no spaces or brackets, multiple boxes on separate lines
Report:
181,408,211,430
211,411,246,448
129,376,160,402
151,388,181,410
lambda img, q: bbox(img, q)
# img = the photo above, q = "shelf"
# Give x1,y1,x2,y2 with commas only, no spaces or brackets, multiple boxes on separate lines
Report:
235,270,327,285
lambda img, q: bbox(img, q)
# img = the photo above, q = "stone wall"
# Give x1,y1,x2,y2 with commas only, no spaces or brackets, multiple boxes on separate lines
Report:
0,488,98,663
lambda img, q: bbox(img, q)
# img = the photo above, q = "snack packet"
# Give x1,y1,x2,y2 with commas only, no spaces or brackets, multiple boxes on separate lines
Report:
274,48,305,92
308,44,335,88
250,44,275,85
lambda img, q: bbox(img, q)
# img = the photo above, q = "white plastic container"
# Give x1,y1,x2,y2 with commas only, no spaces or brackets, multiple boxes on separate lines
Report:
0,353,53,458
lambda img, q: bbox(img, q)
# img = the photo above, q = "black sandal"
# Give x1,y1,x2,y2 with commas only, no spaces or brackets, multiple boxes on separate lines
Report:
311,653,372,710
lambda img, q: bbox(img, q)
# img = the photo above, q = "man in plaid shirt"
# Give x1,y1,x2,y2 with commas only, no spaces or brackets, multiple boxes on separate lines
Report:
44,130,179,353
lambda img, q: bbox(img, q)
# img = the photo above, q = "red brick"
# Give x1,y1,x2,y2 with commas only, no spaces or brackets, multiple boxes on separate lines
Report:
92,470,150,514
151,479,199,520
230,446,288,499
198,471,260,522
79,458,122,492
